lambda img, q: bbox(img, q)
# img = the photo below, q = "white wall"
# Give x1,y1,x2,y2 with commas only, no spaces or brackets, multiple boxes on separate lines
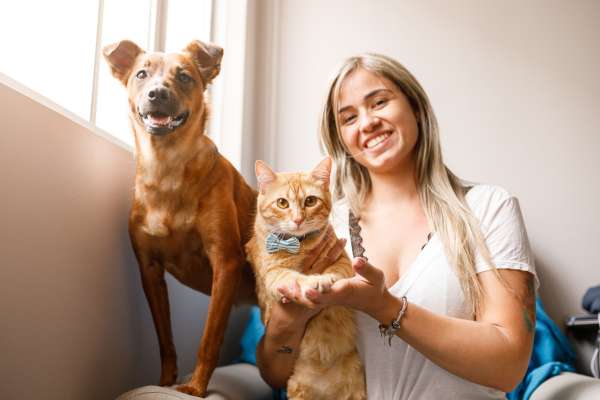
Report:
252,0,600,326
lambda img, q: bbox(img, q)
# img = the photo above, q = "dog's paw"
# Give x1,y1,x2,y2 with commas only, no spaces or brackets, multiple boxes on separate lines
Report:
176,383,205,397
300,274,335,295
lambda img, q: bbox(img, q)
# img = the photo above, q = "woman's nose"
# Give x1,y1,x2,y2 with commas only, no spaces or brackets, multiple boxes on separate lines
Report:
359,111,380,133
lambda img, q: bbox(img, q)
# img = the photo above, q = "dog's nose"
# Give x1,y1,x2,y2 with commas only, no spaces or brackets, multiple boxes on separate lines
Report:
147,87,170,103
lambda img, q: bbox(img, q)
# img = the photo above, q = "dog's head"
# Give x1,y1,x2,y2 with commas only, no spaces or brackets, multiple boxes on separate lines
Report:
103,40,223,136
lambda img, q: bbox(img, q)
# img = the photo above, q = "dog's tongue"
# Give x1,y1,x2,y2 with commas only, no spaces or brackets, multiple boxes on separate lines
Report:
148,113,171,126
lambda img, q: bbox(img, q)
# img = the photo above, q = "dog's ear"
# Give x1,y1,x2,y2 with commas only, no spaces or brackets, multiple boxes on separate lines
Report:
103,40,144,86
255,160,277,194
310,157,332,188
183,40,223,85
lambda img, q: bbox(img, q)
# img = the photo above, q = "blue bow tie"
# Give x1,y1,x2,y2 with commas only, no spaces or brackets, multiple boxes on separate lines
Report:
266,232,301,254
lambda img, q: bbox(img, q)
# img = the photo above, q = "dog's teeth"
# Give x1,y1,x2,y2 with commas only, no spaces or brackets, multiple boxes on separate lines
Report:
148,114,171,126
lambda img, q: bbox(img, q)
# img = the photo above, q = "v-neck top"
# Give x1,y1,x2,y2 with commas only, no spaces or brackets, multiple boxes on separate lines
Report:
330,184,538,400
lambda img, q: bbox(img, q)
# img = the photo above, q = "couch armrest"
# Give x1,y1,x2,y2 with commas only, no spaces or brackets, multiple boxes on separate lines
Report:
530,372,600,400
117,364,272,400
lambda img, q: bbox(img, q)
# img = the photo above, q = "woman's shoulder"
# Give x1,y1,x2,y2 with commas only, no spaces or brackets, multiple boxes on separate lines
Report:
463,183,526,228
464,183,516,209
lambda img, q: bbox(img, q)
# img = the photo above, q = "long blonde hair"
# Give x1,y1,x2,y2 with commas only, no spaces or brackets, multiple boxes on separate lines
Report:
320,54,496,316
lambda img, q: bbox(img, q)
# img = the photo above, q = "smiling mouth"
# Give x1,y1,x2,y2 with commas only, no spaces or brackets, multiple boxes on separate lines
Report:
365,131,392,149
138,110,189,135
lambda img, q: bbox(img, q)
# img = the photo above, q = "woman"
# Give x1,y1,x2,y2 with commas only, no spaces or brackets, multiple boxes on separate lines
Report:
256,53,537,399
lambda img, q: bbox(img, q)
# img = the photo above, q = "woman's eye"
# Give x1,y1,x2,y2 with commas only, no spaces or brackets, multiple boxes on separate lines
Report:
177,73,192,83
304,196,317,207
276,198,289,209
136,70,147,79
373,98,388,108
342,114,356,125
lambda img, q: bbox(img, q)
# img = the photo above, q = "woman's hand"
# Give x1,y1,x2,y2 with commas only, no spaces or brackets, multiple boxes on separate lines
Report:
303,257,395,320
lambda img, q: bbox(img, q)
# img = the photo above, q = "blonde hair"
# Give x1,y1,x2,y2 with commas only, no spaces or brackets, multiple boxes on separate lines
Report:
320,54,496,316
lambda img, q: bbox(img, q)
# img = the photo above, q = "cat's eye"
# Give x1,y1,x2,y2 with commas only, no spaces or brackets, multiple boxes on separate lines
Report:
276,198,289,209
304,196,317,207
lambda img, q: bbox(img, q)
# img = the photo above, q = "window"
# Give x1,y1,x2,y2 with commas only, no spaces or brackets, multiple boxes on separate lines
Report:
0,1,98,120
0,0,213,148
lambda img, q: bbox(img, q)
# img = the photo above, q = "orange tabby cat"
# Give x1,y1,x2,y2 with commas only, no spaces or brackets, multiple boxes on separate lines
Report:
245,158,366,400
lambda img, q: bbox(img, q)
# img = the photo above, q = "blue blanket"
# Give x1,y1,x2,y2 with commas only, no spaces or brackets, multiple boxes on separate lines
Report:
508,297,576,400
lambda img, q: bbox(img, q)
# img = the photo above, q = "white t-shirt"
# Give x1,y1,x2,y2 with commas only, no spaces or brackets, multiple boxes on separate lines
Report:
330,184,538,400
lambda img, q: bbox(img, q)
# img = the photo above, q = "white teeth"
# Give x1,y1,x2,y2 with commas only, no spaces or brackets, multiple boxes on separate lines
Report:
366,133,390,149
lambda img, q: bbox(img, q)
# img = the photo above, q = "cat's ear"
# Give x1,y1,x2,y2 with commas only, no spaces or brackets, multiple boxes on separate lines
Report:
255,160,277,194
310,157,332,187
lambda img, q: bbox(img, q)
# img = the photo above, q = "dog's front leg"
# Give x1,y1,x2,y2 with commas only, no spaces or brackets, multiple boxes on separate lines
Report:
177,227,244,397
135,250,178,386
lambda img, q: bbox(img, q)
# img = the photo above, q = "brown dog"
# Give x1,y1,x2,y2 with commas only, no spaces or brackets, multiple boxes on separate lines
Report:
103,39,257,396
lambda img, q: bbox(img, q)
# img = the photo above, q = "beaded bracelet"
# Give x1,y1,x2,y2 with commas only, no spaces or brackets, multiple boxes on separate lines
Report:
378,295,408,346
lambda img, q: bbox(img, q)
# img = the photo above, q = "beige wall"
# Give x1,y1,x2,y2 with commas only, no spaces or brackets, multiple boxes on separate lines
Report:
0,80,249,399
252,0,600,325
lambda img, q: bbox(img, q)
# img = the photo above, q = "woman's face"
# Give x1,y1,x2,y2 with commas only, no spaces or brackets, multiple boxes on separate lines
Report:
337,67,419,175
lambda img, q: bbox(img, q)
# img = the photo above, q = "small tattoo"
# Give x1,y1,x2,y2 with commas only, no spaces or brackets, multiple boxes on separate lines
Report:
523,309,534,333
522,274,536,333
276,345,293,354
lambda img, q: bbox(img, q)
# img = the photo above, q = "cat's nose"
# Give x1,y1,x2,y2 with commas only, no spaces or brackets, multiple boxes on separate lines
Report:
293,217,304,226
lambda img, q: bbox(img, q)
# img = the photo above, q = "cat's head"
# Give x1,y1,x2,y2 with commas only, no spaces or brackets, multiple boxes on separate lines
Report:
255,158,332,236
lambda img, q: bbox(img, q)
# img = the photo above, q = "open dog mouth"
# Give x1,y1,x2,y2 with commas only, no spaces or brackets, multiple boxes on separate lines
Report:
138,110,189,135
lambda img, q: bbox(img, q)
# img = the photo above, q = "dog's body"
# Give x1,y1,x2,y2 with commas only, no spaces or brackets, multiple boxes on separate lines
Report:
104,40,257,396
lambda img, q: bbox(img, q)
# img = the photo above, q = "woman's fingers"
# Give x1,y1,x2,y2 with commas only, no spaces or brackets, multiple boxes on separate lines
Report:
352,257,384,283
306,277,352,305
311,238,347,274
277,285,292,303
301,232,328,272
277,281,319,309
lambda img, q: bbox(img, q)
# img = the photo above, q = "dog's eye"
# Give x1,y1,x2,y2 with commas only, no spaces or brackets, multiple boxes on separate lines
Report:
276,198,289,209
136,70,147,79
177,73,192,83
304,196,318,207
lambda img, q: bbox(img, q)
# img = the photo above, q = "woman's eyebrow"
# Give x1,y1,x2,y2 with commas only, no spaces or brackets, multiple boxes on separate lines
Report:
338,88,392,113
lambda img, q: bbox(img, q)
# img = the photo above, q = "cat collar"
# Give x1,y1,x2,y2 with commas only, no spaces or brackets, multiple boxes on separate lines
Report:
265,230,320,254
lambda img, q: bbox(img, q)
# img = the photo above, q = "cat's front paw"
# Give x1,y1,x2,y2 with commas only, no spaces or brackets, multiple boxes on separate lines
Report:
299,274,335,296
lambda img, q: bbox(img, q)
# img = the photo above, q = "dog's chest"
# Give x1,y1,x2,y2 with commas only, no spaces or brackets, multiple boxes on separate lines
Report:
135,184,199,237
141,206,197,237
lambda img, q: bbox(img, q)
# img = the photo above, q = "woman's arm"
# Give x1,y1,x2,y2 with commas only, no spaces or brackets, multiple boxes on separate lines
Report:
256,293,318,388
306,257,536,392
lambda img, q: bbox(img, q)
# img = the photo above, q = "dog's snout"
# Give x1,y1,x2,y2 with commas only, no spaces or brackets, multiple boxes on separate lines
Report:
147,86,170,103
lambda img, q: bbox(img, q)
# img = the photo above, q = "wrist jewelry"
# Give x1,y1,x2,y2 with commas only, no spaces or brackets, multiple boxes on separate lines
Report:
378,295,408,346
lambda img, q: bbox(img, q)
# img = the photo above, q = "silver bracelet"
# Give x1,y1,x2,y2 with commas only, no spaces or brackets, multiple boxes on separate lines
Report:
378,295,408,346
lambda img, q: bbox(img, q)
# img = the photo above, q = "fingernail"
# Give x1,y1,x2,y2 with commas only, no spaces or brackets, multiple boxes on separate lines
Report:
355,258,366,269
